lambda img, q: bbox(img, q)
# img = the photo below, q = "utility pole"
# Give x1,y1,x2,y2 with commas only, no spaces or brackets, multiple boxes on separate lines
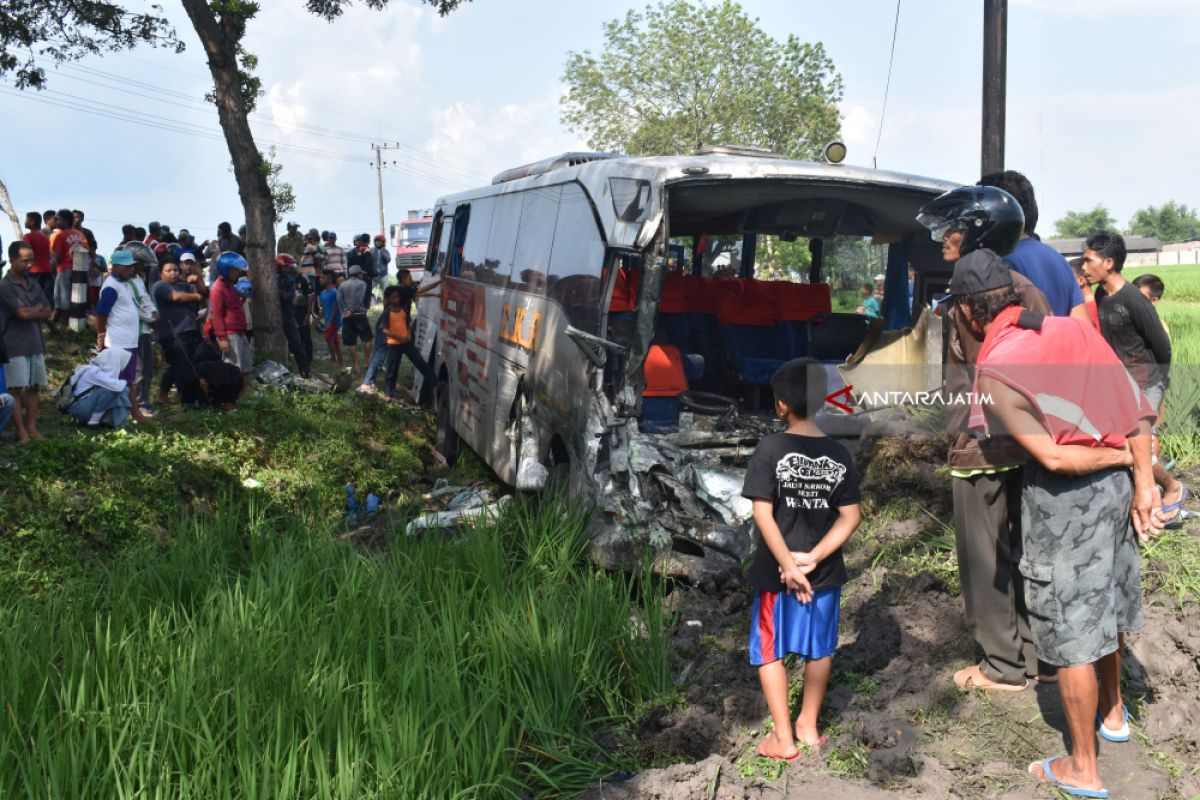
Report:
981,0,1008,176
372,142,406,237
372,143,385,237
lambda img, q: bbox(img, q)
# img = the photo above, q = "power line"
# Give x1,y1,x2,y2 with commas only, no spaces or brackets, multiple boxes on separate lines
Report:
4,85,477,198
44,59,491,183
104,53,493,182
1,86,373,166
874,0,902,169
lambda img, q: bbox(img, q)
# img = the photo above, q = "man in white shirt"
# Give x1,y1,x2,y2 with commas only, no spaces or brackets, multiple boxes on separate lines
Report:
96,250,152,422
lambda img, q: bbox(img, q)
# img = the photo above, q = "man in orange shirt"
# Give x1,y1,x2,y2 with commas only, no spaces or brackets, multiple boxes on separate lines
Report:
49,207,87,328
380,285,435,400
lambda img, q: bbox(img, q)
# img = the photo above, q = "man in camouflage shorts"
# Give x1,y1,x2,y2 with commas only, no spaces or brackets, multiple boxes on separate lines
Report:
954,250,1161,799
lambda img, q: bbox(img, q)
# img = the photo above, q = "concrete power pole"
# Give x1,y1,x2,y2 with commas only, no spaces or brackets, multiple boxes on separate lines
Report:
982,0,1008,176
372,142,406,237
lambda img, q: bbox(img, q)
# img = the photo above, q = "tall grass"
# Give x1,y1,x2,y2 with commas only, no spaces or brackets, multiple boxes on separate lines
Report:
1128,264,1200,466
0,497,672,799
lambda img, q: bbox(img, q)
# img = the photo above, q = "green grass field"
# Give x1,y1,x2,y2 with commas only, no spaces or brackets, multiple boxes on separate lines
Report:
0,497,674,799
1127,264,1200,466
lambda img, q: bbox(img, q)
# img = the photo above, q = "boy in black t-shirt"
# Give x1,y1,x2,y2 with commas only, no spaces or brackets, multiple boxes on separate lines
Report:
741,358,862,763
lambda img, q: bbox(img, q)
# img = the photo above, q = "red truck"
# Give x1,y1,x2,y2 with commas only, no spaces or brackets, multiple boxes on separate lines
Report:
390,210,433,283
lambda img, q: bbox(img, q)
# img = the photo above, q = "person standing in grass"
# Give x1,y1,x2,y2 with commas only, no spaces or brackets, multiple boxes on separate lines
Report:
956,248,1160,799
153,258,206,406
1133,273,1169,337
1070,257,1099,328
741,357,861,762
1080,233,1182,523
49,207,87,330
0,241,48,440
22,212,53,312
337,265,372,374
379,285,435,400
95,250,152,423
318,270,343,368
208,251,253,398
918,186,1057,691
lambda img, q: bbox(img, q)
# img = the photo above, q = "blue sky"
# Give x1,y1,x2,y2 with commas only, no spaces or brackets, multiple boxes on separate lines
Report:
1,0,1197,252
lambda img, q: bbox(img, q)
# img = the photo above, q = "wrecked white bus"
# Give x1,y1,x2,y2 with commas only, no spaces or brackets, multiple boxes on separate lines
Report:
410,147,958,580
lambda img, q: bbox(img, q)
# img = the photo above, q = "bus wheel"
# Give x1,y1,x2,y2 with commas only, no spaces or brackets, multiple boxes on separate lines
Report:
435,381,459,467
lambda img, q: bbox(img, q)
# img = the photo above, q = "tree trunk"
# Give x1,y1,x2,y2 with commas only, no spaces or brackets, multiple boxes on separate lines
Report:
0,178,22,241
178,0,286,363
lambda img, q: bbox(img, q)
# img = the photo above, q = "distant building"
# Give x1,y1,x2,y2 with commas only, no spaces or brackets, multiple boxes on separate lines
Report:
1043,235,1162,258
1043,235,1169,268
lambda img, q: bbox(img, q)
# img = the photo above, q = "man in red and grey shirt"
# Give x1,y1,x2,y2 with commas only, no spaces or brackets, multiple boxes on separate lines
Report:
22,211,53,310
49,207,87,327
958,249,1161,799
209,251,252,396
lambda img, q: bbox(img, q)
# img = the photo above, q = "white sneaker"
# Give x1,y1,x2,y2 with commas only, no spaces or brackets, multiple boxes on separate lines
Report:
356,384,377,395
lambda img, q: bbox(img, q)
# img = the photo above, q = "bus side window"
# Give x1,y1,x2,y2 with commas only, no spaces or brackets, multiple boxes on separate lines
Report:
548,183,605,333
511,186,561,295
459,199,494,283
430,215,452,276
449,205,470,277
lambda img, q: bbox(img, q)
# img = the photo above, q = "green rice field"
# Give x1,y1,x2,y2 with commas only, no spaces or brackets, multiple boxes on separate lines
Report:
1127,264,1200,466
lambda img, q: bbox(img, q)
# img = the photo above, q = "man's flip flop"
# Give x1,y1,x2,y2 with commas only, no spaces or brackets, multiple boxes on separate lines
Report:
756,737,804,764
1164,508,1198,530
954,665,1028,692
1028,756,1109,798
1161,484,1190,517
1097,705,1131,742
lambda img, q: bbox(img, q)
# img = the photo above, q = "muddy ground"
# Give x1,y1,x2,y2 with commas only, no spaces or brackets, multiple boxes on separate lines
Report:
581,439,1200,800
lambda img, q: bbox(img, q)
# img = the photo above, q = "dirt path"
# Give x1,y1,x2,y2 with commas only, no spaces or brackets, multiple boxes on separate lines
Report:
582,458,1200,800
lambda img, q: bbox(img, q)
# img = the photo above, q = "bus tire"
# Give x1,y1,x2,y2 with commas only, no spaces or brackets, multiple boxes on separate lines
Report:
543,436,572,497
434,381,459,467
416,338,436,407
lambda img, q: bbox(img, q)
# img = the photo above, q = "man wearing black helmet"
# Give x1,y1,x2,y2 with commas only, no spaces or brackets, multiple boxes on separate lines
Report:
918,186,1056,692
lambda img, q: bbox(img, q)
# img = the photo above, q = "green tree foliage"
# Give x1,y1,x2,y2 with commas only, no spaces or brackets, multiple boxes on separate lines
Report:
1128,200,1200,244
1053,205,1118,239
0,1,183,89
262,148,296,223
3,0,470,358
755,237,812,281
561,0,843,158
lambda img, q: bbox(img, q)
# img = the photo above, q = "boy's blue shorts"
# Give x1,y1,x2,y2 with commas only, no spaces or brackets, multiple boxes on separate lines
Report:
748,586,840,666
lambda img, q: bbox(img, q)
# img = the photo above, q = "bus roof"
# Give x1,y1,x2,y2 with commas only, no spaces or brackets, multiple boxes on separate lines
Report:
431,152,961,249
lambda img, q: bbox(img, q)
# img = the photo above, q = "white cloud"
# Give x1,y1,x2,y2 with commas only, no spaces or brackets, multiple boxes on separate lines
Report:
423,88,587,186
840,103,877,155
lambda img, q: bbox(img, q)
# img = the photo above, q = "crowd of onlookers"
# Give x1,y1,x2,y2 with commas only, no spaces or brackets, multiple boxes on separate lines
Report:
0,212,435,458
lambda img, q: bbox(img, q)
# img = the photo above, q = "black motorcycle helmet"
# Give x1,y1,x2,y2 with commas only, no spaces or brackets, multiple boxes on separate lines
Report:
916,185,1024,257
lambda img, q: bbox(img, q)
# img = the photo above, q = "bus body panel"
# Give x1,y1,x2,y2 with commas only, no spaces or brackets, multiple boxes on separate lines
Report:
415,151,960,580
